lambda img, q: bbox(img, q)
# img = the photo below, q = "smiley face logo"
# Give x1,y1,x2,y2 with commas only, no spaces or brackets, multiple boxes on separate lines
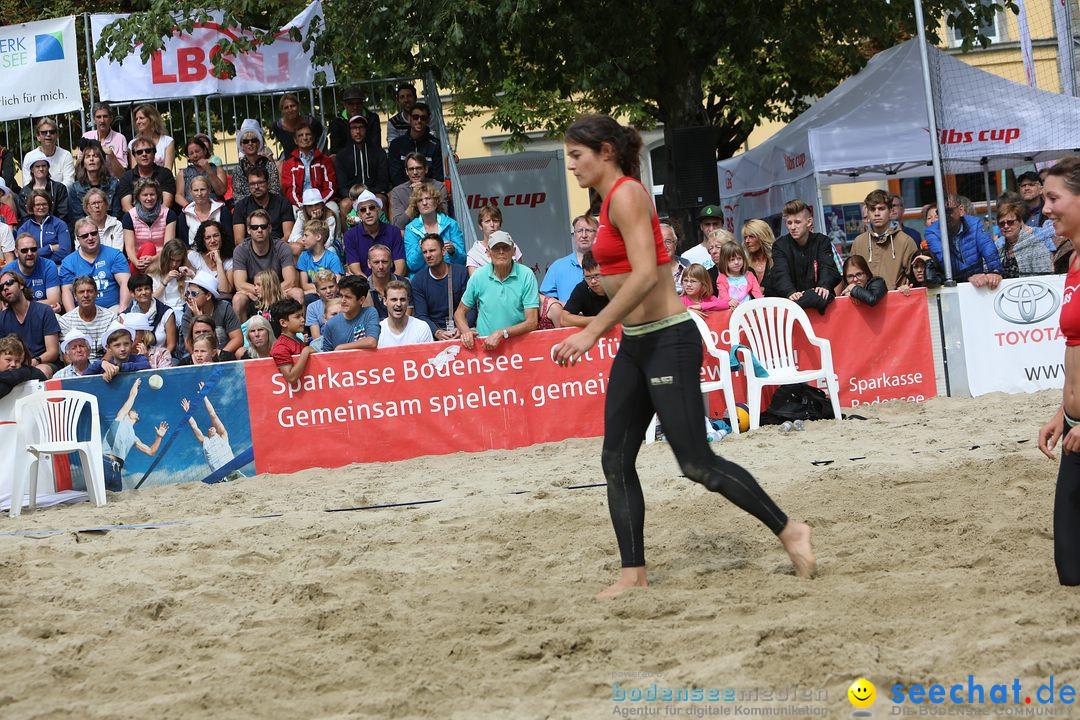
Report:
848,678,876,709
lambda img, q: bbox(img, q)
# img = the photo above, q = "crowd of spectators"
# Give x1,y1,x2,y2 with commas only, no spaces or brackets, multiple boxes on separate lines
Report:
0,92,1064,388
0,92,616,386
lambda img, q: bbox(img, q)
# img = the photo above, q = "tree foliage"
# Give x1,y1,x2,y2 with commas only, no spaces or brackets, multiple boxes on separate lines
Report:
94,0,1013,159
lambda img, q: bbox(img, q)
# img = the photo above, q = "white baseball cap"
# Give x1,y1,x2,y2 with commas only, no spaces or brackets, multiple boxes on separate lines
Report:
488,230,515,248
101,321,136,349
60,332,92,354
355,189,383,209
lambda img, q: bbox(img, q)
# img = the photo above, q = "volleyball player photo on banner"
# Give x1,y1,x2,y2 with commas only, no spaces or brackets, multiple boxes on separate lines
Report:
57,364,256,491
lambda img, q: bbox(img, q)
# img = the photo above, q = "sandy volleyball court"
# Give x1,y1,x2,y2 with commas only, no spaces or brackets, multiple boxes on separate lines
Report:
2,390,1078,719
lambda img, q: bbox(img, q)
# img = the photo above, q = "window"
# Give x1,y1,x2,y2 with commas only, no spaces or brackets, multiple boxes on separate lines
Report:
649,143,668,217
949,0,1004,47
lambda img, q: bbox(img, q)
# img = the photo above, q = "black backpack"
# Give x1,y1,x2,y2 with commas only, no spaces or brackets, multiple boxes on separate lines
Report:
760,384,836,424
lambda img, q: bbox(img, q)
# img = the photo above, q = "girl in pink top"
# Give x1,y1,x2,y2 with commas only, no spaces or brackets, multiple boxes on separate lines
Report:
714,240,763,309
680,263,725,312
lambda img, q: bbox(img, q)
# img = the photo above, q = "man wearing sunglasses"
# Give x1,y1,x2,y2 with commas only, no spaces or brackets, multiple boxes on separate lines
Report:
1,233,61,312
0,270,61,378
231,209,303,321
924,192,1003,288
343,190,406,278
59,218,130,312
21,118,75,189
387,102,443,187
117,135,176,212
232,166,294,245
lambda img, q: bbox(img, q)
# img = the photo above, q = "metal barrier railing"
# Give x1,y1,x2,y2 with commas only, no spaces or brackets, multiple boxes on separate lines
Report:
1,13,431,178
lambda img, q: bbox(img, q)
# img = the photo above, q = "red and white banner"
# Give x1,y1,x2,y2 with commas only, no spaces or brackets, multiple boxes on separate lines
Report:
957,275,1066,396
244,290,936,474
90,2,334,101
696,290,937,415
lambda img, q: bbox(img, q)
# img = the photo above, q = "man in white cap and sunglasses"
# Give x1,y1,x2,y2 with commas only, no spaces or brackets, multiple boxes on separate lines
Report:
343,189,406,277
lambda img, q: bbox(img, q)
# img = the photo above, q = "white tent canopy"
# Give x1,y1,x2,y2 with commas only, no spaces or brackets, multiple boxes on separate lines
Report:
718,38,1080,228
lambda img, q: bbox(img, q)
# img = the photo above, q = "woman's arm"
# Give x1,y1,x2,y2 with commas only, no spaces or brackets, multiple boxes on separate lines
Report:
850,277,887,306
747,272,764,299
215,257,234,294
163,139,176,173
208,165,228,198
165,312,178,355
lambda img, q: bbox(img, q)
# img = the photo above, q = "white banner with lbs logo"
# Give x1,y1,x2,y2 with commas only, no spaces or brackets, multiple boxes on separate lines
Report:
958,274,1067,396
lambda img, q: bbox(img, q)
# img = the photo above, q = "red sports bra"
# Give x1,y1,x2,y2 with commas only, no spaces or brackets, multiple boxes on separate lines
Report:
592,176,670,276
1062,262,1080,346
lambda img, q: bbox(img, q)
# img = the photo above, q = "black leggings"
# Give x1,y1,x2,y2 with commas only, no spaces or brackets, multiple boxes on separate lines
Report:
601,316,789,568
1055,429,1080,585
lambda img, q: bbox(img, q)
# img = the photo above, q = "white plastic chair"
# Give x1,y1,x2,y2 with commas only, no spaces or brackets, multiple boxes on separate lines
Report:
727,298,842,430
645,311,739,444
11,390,106,517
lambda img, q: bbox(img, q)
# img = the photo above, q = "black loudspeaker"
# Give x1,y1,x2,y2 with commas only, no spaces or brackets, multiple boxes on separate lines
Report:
667,126,720,209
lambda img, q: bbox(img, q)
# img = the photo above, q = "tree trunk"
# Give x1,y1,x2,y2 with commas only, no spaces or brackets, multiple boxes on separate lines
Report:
658,71,715,254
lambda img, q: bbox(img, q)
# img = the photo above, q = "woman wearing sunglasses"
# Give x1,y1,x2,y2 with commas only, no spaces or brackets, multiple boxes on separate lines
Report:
996,201,1052,278
231,119,280,201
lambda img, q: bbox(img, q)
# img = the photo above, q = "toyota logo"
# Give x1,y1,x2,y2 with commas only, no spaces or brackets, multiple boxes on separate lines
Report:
994,281,1059,324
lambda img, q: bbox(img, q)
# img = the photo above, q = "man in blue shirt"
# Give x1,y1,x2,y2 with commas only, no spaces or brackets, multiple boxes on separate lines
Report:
924,194,1003,288
60,218,130,311
540,214,597,303
412,233,472,339
3,232,61,312
321,275,380,351
455,232,538,349
0,269,61,377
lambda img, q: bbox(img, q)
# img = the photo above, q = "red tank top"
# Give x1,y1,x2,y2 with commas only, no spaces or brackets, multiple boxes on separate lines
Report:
1062,262,1080,346
592,176,670,276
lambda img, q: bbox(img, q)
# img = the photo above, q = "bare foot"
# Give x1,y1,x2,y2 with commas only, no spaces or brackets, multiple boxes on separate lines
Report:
596,566,648,599
779,521,816,579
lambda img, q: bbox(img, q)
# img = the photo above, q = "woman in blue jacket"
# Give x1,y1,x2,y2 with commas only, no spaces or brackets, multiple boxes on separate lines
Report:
17,189,71,262
403,183,464,275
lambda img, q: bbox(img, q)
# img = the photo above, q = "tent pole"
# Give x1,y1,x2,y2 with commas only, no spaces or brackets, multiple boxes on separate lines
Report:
914,0,955,285
981,160,993,226
813,171,828,248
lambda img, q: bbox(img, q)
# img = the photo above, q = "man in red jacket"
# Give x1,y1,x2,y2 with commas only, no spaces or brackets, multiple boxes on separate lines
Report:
281,123,338,214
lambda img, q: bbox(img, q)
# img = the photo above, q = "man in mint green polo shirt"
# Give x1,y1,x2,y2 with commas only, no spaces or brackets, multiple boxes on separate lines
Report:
455,230,539,350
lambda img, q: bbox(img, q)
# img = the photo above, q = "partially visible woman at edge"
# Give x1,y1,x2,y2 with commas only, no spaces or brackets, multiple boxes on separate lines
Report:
552,114,815,599
1037,155,1080,586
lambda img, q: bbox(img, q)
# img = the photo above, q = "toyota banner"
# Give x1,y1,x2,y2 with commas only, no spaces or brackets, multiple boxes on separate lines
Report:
956,275,1067,396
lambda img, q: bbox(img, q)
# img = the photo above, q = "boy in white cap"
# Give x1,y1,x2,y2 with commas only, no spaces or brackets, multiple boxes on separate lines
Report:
85,321,151,381
288,187,340,258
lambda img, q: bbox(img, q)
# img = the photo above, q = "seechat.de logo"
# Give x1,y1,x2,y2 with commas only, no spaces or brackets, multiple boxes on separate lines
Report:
993,281,1059,325
35,32,64,62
